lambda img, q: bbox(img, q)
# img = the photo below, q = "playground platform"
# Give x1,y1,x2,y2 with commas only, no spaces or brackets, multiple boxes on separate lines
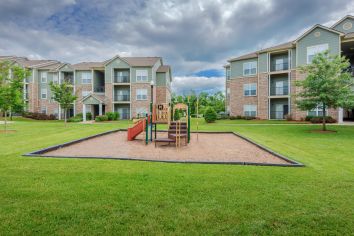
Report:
25,130,303,167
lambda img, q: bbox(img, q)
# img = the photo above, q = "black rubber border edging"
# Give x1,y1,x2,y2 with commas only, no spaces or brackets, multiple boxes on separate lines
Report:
23,129,304,167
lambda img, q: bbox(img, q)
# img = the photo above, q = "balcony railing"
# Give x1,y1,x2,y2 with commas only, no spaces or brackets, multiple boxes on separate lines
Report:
114,94,130,102
270,111,288,120
94,86,105,93
270,62,289,72
114,75,130,83
269,86,289,96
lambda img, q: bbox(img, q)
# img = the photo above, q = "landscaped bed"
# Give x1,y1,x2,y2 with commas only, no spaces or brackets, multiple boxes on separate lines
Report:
26,130,302,166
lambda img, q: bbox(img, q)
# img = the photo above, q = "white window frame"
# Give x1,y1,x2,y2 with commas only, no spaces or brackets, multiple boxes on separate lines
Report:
136,70,148,82
81,72,92,84
308,105,328,117
52,73,58,84
136,107,148,117
307,44,328,64
243,83,257,96
136,89,148,101
243,105,257,117
41,71,47,83
41,106,47,114
243,61,257,76
41,88,47,99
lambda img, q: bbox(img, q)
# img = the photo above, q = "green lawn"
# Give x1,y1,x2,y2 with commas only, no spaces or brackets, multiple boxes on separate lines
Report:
0,119,353,235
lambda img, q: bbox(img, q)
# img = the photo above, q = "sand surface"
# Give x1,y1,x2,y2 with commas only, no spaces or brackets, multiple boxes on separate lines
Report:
44,131,290,164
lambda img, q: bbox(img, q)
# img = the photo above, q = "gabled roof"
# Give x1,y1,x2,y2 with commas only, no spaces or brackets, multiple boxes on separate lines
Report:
258,41,295,53
294,24,344,43
72,62,105,70
80,93,108,104
156,65,170,73
122,57,161,67
103,55,130,66
331,15,354,28
228,52,258,62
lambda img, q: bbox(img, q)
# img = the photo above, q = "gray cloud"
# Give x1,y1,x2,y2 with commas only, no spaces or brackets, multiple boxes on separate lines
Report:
0,0,353,94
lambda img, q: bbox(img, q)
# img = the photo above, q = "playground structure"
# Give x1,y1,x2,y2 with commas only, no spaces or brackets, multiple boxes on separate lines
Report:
127,102,191,147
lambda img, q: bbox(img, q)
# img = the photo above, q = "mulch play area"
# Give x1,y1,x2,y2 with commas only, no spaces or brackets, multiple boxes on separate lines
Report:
26,130,303,167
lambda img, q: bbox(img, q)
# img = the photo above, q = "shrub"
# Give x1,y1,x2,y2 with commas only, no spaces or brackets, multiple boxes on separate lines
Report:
204,107,217,123
68,117,82,122
244,116,256,120
106,112,120,121
95,115,108,122
174,109,181,121
309,116,337,124
285,114,293,121
23,112,57,120
75,112,92,120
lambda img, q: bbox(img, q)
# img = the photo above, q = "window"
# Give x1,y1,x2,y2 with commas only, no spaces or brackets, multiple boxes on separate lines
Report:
136,89,148,100
243,62,257,76
52,73,58,84
243,105,257,117
81,72,92,84
226,68,231,80
41,106,47,114
41,88,47,99
308,105,327,116
41,71,47,83
82,91,91,97
243,83,257,96
136,70,148,82
136,107,148,117
307,44,328,64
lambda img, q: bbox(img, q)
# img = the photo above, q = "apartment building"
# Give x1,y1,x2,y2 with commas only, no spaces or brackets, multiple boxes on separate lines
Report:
0,55,172,120
225,15,354,123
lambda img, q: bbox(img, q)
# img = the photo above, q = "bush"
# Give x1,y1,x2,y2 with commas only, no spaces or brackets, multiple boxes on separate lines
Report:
174,109,181,121
75,112,92,120
309,116,336,124
106,112,120,121
23,112,57,120
204,107,217,123
285,114,293,121
244,116,256,120
68,117,82,122
95,115,108,122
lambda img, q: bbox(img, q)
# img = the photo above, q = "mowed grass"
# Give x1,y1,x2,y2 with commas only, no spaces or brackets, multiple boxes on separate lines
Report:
0,119,353,235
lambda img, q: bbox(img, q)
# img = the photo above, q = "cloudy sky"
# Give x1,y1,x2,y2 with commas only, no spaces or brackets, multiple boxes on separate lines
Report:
0,0,354,94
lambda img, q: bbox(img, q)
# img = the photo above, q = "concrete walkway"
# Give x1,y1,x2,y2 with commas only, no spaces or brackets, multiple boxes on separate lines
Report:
0,121,14,124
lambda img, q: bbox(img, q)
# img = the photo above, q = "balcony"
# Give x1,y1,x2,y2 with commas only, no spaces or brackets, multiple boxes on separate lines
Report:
94,86,105,93
114,94,130,102
61,77,74,85
114,75,130,83
270,85,289,96
270,62,289,72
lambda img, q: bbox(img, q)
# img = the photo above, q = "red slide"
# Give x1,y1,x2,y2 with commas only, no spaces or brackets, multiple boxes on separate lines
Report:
127,118,146,141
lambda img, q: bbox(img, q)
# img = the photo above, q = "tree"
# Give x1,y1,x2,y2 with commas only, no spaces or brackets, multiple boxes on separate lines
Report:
204,107,217,123
296,51,354,131
0,61,30,132
50,82,77,126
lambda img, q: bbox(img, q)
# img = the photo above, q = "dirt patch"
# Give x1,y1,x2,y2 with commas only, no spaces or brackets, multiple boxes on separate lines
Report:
0,130,17,133
42,131,293,165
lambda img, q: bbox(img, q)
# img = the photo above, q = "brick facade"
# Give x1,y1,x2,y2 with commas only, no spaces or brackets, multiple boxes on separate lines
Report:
131,83,151,118
229,76,258,117
258,73,268,119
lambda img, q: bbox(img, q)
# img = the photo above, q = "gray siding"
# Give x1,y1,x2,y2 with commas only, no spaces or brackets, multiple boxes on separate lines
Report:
333,18,354,34
291,48,296,69
230,58,258,78
296,27,340,66
258,53,267,73
75,70,92,85
131,67,152,83
105,58,130,83
156,72,166,86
